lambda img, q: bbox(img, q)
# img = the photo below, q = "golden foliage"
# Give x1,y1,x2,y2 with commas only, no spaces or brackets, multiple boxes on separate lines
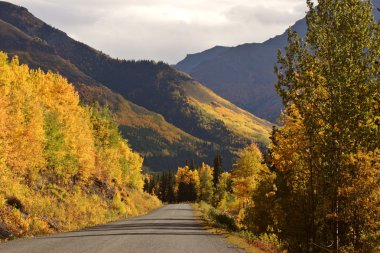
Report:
231,144,269,206
198,163,214,203
0,52,160,239
175,166,200,202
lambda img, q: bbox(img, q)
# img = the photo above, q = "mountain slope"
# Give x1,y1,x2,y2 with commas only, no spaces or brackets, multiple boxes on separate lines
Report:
175,0,380,123
175,21,306,123
0,1,273,169
0,11,207,171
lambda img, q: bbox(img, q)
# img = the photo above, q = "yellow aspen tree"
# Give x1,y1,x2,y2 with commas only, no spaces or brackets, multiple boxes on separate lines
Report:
0,53,9,171
42,73,95,183
231,144,268,208
4,56,45,183
175,166,199,202
119,140,144,190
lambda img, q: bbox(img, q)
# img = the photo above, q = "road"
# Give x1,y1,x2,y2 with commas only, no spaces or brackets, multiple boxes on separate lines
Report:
0,204,244,253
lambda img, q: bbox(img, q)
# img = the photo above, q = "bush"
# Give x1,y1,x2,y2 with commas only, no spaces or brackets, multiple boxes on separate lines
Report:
240,230,284,253
198,201,237,231
208,208,237,231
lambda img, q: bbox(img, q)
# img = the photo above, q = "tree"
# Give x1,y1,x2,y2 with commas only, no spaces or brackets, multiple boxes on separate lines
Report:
158,172,168,201
166,170,176,203
274,0,380,251
213,151,222,188
43,111,79,185
190,159,196,170
198,163,214,203
214,172,233,210
175,166,199,202
156,171,175,203
3,57,45,183
270,106,316,251
0,52,160,238
231,144,268,208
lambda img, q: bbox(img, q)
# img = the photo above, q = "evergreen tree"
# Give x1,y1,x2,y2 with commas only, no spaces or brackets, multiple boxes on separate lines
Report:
190,159,196,170
213,151,222,188
158,172,168,201
167,171,176,203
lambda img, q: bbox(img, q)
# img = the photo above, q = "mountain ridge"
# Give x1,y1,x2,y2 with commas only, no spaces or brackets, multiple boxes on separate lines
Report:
175,18,307,123
0,4,209,170
0,1,273,170
175,1,379,123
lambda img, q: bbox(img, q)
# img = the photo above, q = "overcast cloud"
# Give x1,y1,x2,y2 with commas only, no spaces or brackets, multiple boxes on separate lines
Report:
8,0,310,63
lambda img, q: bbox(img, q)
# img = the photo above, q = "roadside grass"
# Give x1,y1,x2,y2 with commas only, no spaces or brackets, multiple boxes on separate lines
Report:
191,203,266,253
0,189,161,243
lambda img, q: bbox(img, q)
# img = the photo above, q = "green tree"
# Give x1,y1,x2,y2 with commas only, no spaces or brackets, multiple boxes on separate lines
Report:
213,151,222,188
43,111,79,185
215,172,233,210
167,170,176,203
190,159,196,170
198,163,214,203
158,172,168,201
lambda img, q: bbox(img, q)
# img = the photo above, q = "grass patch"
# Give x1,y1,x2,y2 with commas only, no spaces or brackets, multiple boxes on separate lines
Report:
192,202,266,253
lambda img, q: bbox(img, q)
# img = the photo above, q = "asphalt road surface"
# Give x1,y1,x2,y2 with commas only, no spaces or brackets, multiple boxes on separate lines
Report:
0,204,244,253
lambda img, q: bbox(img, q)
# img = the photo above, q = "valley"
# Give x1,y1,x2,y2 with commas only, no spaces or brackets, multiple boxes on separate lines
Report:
0,1,379,252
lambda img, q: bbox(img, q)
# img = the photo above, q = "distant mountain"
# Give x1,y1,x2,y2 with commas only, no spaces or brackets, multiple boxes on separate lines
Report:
175,0,380,123
176,46,230,73
0,1,273,170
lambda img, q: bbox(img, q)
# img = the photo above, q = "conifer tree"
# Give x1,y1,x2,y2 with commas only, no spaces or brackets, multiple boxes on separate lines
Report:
190,159,196,170
213,151,222,188
167,170,176,203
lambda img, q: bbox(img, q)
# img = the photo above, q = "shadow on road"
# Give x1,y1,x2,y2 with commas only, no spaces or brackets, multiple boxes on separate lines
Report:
163,208,193,211
82,222,203,232
36,217,210,240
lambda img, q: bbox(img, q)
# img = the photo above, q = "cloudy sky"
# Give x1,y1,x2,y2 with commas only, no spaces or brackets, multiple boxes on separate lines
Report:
9,0,310,63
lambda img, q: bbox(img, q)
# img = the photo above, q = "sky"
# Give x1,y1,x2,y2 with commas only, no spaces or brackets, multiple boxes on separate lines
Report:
9,0,310,64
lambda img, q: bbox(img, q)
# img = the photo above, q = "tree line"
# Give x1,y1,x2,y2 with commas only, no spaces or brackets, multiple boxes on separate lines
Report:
144,152,225,204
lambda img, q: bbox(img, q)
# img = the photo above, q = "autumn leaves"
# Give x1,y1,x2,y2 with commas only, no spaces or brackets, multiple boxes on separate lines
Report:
0,53,160,239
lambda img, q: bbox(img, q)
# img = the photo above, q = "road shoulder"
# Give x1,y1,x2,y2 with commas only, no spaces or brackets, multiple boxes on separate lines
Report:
191,203,265,253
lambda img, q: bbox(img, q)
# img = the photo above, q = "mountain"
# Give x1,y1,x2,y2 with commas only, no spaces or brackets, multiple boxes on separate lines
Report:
0,14,209,170
175,0,380,123
0,1,273,170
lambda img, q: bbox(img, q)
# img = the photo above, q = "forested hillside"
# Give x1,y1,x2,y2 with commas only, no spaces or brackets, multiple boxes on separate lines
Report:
0,1,273,170
0,53,160,239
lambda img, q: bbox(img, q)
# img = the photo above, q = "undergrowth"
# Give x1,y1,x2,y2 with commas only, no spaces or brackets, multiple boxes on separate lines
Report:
197,201,284,253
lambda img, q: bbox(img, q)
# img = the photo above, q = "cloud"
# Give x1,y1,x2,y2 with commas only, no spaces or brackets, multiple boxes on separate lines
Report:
8,0,309,63
225,4,306,25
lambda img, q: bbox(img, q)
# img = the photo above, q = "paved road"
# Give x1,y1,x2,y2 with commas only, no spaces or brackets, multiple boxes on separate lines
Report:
0,204,243,253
